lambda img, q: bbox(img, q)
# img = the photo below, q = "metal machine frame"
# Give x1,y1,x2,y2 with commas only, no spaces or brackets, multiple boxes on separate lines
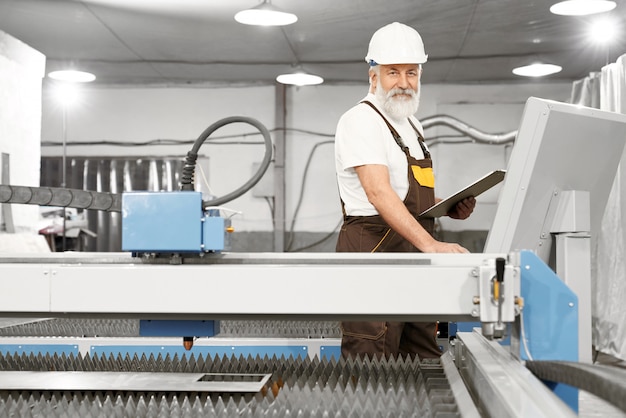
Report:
0,252,513,322
0,250,584,416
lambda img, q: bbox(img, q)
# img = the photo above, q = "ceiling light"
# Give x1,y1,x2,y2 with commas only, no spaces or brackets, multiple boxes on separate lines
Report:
48,70,96,83
52,83,81,107
512,63,563,77
235,1,297,26
589,18,619,43
276,70,323,86
550,0,616,16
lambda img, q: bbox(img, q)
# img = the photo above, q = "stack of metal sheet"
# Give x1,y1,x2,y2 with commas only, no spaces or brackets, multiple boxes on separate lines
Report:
0,319,342,339
0,318,140,338
0,351,463,417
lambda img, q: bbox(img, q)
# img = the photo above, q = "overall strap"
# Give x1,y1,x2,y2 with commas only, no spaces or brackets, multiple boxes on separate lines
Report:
361,101,430,159
407,118,431,159
361,101,410,154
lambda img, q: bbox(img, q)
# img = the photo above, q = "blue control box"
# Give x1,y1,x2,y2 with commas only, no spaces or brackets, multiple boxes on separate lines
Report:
139,319,220,337
122,191,227,253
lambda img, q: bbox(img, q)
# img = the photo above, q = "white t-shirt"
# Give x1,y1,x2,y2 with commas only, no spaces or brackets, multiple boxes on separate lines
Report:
335,93,428,216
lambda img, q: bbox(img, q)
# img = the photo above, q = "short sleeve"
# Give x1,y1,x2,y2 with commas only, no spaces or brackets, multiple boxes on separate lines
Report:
335,105,390,171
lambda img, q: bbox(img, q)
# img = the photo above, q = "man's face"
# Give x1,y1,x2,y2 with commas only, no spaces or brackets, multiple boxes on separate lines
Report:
371,63,422,120
372,64,421,97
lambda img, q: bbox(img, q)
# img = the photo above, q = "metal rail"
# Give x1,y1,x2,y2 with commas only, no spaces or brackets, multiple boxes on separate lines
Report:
454,332,577,418
0,252,503,322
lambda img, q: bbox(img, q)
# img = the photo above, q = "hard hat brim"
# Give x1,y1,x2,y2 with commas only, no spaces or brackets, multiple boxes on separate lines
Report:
366,56,428,66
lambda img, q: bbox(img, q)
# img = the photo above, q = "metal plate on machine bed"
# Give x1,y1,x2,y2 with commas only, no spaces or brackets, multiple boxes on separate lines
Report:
0,351,470,417
0,371,272,393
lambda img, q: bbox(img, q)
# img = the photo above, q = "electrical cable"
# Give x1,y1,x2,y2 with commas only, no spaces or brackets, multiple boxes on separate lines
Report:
289,218,343,252
40,139,267,147
180,116,273,208
41,119,513,148
264,196,274,219
204,206,242,220
40,128,331,148
40,116,514,244
285,140,334,251
519,307,534,361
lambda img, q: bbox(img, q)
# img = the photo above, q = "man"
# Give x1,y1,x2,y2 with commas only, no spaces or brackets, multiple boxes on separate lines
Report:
334,22,476,360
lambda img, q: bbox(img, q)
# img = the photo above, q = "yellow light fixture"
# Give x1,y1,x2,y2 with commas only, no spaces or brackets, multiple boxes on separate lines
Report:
550,0,616,16
276,70,323,86
235,1,297,26
48,70,96,83
512,63,563,77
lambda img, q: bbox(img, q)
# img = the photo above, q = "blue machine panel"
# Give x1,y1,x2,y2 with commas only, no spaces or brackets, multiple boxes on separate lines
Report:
122,191,202,252
520,250,579,412
320,345,341,361
139,320,220,337
520,251,578,361
203,216,225,252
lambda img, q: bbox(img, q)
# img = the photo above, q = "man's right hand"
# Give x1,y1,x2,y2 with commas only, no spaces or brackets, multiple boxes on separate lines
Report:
421,240,469,253
354,165,470,254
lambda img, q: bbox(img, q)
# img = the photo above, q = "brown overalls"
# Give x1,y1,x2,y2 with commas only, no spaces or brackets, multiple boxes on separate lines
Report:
336,101,441,360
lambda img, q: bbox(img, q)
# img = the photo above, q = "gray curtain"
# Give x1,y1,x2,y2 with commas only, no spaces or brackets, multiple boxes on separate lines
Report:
570,54,626,361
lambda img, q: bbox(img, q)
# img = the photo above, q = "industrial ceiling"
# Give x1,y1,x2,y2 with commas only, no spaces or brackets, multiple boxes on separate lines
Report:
0,0,625,86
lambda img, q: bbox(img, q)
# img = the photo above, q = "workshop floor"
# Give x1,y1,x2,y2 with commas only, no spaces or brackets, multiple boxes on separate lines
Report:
579,352,626,417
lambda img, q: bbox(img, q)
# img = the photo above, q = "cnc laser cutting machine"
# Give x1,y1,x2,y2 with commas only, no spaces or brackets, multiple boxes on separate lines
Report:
1,98,626,417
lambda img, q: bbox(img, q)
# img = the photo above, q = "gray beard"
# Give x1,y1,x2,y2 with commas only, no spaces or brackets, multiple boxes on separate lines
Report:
375,81,420,121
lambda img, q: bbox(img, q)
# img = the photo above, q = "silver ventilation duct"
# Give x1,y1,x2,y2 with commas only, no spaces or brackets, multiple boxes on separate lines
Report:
422,115,517,145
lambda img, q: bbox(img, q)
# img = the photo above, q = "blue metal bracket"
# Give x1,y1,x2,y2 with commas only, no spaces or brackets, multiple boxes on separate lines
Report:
139,320,220,337
520,250,579,412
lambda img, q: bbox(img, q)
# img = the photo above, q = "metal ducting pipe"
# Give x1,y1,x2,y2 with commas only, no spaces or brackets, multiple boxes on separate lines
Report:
422,115,517,144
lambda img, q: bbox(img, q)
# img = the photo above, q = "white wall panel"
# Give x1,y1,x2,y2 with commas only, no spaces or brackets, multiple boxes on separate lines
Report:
40,82,572,234
0,30,45,233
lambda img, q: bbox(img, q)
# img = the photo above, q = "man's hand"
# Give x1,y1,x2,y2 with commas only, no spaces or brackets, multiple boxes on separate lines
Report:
354,164,472,254
421,240,469,253
447,197,476,219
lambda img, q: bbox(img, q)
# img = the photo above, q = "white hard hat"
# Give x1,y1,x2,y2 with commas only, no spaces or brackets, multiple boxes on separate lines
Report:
365,22,428,66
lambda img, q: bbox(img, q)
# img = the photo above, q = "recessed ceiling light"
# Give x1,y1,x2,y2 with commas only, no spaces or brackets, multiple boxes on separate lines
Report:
550,0,616,16
48,70,96,83
512,63,563,77
276,71,323,86
235,1,297,26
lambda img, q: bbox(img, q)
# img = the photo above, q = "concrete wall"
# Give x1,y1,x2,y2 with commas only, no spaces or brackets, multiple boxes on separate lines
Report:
0,30,45,233
40,80,572,251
